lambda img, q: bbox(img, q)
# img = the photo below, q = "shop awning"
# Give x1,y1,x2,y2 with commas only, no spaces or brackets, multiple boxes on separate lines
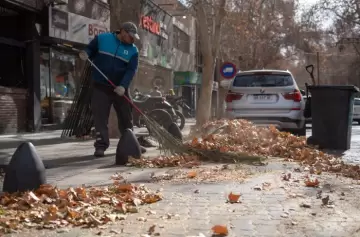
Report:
174,71,202,85
2,0,44,12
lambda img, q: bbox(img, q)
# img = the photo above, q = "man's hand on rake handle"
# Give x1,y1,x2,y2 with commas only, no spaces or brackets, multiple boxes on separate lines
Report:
114,86,125,96
79,50,88,61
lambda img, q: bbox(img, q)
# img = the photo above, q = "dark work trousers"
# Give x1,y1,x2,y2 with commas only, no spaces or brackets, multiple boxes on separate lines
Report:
91,82,133,150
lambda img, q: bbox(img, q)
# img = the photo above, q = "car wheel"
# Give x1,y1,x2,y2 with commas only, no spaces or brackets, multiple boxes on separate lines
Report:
285,126,306,137
296,125,307,136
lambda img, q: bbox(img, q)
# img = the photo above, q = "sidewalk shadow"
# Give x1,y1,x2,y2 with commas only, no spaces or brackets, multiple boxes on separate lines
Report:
0,137,93,150
44,153,115,169
0,151,115,170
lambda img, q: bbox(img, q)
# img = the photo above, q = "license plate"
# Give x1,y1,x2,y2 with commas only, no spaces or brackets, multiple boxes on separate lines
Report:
253,95,272,100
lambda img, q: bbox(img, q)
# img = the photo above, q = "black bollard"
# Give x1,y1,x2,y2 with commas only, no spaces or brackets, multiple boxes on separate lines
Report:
168,122,183,141
116,129,142,165
3,142,46,193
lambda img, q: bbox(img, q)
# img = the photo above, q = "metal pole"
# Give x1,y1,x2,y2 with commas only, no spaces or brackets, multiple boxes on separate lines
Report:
316,51,320,85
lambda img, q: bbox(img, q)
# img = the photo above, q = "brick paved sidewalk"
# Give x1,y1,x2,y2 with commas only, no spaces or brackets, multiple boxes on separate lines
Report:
7,161,360,237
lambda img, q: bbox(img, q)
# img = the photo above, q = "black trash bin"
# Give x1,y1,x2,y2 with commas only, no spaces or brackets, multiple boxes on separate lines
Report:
307,85,359,150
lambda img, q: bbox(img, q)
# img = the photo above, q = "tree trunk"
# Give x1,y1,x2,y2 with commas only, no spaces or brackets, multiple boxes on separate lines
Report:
196,55,214,125
194,0,227,127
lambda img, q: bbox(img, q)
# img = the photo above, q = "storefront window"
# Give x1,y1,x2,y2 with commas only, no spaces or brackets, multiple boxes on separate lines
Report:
49,49,83,125
40,48,51,124
51,49,77,99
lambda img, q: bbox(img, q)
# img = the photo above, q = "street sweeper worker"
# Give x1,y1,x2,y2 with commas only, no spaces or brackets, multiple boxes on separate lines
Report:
78,22,141,157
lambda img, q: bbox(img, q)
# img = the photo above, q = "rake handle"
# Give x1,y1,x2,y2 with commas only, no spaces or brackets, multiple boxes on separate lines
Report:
85,58,145,117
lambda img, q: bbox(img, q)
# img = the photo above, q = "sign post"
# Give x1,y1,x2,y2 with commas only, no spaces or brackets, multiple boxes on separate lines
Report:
220,62,237,79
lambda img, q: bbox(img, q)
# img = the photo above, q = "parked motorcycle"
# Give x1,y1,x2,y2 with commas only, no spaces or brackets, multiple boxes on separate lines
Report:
131,92,178,130
166,95,193,120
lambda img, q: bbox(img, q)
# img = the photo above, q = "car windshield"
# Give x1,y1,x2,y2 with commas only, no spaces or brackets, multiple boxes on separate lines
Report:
233,73,294,87
354,99,360,105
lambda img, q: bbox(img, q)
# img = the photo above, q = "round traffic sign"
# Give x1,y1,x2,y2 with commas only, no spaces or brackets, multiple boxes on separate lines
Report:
220,62,237,79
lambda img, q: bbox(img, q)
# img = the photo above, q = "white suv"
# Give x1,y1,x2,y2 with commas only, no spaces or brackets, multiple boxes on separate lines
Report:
225,69,306,136
353,98,360,124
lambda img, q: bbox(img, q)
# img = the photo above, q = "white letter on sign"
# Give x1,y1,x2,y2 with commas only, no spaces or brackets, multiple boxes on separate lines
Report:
223,68,234,73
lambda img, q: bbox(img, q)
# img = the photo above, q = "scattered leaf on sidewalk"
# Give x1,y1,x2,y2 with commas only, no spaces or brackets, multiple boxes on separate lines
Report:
111,173,124,180
133,198,142,206
282,173,291,181
212,225,228,236
305,178,320,187
137,217,147,222
322,196,330,205
227,192,241,203
254,185,262,191
148,224,156,234
262,182,272,190
187,171,197,178
300,202,311,208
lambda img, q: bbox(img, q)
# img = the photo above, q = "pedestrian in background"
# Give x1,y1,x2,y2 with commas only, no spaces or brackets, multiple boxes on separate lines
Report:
79,22,143,157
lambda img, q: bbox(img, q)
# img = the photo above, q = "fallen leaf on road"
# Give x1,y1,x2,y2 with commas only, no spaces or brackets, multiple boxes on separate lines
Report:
227,192,241,203
212,225,228,236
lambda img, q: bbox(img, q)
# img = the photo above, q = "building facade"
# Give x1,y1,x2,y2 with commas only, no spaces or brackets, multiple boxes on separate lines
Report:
153,0,220,118
0,0,198,134
0,0,45,134
114,0,197,95
0,0,110,134
39,0,110,129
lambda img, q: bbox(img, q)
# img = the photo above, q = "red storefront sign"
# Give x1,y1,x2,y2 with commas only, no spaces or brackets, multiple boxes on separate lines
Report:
88,24,107,37
140,15,160,35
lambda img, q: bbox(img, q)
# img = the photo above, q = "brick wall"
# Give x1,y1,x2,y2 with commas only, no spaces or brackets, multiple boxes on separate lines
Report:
0,86,27,134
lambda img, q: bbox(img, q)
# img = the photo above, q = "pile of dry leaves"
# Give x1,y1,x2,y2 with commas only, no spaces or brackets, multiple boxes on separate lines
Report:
0,179,161,233
129,119,360,179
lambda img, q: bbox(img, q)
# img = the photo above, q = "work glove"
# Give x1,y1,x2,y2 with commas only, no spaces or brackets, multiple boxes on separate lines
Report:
79,50,88,61
114,86,125,96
